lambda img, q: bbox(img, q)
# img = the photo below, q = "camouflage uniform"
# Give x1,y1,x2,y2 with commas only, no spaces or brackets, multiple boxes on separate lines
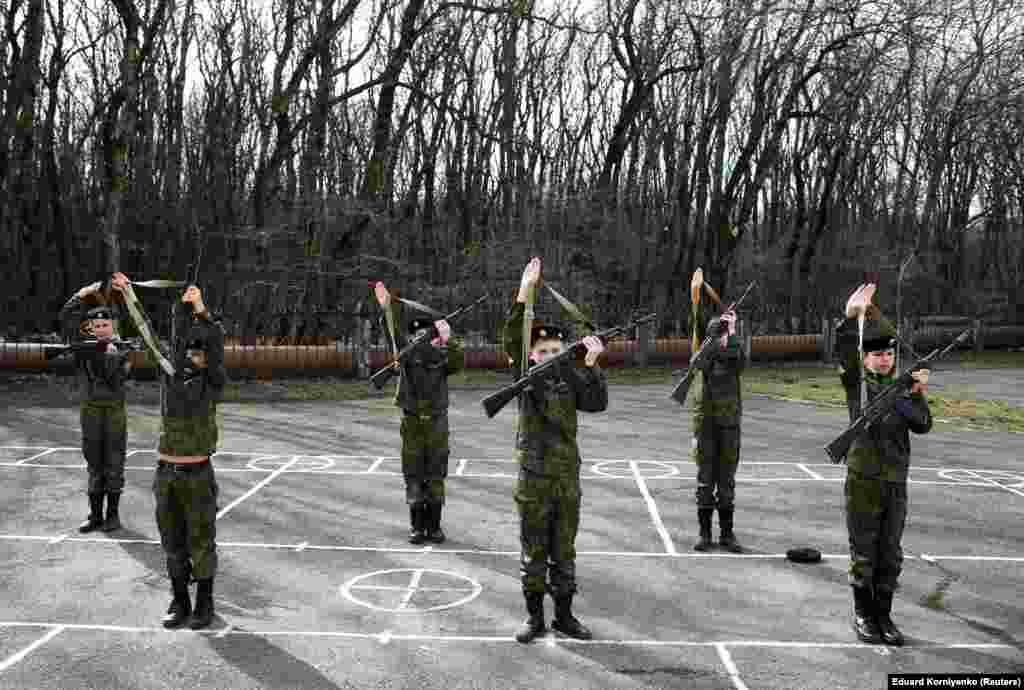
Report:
836,314,931,644
59,295,132,531
384,300,464,542
689,299,746,549
837,316,931,592
502,303,608,598
135,297,226,629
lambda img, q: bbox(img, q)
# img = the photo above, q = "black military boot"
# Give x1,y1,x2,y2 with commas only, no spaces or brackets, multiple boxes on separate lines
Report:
101,492,122,532
718,507,742,553
162,577,192,629
408,505,427,544
425,503,446,544
515,592,546,643
875,589,904,646
78,494,104,533
693,508,714,551
551,594,592,640
190,578,215,630
851,585,881,643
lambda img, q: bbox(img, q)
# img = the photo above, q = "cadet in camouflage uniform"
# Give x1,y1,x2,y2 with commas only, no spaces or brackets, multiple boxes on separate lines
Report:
837,283,932,646
59,280,132,533
373,282,464,544
688,268,746,552
111,273,226,630
502,257,607,643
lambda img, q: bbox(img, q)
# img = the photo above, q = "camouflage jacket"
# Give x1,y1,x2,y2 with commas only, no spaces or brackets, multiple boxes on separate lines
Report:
842,368,932,482
502,302,608,478
691,300,745,427
382,299,465,416
132,298,227,457
837,316,931,482
58,293,131,403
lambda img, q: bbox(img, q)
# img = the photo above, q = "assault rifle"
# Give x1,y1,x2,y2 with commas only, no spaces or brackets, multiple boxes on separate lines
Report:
824,329,971,464
369,295,487,390
670,281,756,407
480,312,657,418
45,339,143,360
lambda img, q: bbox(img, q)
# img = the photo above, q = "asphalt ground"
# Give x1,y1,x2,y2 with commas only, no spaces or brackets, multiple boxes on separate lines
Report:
0,377,1022,689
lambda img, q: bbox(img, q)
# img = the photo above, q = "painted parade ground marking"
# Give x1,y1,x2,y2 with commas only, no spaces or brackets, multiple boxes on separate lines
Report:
936,469,1024,488
246,455,336,472
593,460,679,479
340,569,482,613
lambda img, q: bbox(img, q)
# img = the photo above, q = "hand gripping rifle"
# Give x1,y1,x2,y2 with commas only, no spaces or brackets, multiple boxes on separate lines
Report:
45,338,143,360
670,280,756,407
480,312,657,418
824,328,971,464
369,295,487,390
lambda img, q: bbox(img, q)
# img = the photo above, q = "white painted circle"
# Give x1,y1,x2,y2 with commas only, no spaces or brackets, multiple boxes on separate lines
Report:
592,460,680,479
935,469,1024,487
246,455,334,472
340,568,482,613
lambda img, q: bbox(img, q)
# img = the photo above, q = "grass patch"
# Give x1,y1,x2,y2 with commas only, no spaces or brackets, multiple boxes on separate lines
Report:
922,591,946,610
955,350,1024,369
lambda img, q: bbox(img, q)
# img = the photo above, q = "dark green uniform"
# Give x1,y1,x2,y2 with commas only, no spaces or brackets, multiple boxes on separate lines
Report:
688,299,745,551
386,303,465,507
152,301,227,582
502,303,608,598
59,295,131,531
836,314,931,645
837,317,932,591
690,300,746,510
134,296,226,630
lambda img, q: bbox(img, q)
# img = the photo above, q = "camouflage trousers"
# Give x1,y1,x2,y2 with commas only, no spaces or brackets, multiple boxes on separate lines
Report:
401,412,448,506
153,460,219,581
692,420,741,509
515,470,580,596
80,400,127,494
845,474,907,592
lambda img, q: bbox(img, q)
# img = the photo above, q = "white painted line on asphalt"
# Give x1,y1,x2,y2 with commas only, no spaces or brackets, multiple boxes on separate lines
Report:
364,457,386,474
715,643,750,690
215,625,233,639
0,625,65,672
14,448,58,466
349,585,478,593
2,534,1023,562
217,455,304,520
630,461,677,556
0,621,1016,650
455,459,468,476
795,463,824,480
962,469,1024,499
47,533,67,545
397,570,425,611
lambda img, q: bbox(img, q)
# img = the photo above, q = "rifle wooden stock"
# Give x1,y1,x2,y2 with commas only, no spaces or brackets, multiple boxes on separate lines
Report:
823,329,971,464
480,313,656,418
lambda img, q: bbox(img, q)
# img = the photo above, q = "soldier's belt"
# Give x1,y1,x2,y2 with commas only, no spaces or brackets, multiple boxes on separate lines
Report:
158,459,210,472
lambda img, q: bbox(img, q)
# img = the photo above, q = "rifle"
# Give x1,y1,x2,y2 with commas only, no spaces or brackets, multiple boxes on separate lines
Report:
481,312,657,419
45,339,143,360
670,280,756,407
369,294,487,390
824,329,972,464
